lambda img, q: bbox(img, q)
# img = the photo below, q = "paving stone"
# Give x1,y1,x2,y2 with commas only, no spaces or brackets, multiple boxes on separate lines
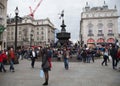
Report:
0,59,120,86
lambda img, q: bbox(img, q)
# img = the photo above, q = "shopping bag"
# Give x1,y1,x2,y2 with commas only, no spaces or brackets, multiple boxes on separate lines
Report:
40,69,44,78
109,55,112,60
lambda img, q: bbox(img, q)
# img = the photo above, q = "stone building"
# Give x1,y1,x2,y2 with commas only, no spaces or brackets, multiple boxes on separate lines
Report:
7,16,55,48
80,2,119,48
0,0,7,50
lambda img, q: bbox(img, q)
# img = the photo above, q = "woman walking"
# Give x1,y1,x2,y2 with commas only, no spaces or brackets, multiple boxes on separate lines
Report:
0,50,7,72
41,48,51,85
8,48,15,72
101,48,109,66
63,47,70,70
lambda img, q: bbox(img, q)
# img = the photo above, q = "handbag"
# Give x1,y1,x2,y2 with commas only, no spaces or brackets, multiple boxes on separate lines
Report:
42,60,50,69
40,69,44,78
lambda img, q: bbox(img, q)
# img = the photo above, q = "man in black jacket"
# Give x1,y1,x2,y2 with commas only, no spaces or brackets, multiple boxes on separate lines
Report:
110,45,118,69
30,48,37,68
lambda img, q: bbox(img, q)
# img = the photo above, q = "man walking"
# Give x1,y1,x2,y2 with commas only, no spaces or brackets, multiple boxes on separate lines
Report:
30,48,37,68
8,48,15,72
110,45,118,69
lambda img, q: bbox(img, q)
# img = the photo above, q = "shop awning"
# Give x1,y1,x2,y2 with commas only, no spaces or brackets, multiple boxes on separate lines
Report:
107,38,115,43
87,38,95,43
97,38,105,43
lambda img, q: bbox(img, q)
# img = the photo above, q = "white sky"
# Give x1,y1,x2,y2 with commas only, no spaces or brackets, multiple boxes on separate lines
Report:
7,0,120,43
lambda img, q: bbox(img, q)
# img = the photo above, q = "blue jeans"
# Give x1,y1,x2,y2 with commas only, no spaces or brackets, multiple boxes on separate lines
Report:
9,59,14,71
86,55,91,63
64,58,69,69
0,62,6,72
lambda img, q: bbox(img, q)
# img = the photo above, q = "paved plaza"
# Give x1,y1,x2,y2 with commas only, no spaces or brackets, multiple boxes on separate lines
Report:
0,59,120,86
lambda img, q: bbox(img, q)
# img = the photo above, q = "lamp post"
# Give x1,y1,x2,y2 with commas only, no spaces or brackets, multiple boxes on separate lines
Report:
4,29,7,49
30,33,33,47
15,7,19,52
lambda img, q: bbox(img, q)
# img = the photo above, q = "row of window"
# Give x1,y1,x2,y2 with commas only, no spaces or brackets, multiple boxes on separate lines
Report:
88,29,113,36
0,7,3,24
0,4,4,15
7,30,45,35
7,36,44,41
88,31,114,37
88,22,113,28
7,27,52,35
7,27,53,42
7,27,45,31
83,12,116,18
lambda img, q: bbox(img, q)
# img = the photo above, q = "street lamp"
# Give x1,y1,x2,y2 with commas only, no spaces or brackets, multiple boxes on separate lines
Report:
30,34,33,47
4,29,7,49
15,7,19,52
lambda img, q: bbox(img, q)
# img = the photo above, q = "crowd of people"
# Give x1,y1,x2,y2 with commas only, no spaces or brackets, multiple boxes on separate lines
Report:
0,43,120,85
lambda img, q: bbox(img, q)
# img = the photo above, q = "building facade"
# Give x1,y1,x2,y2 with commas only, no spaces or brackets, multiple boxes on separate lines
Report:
80,2,119,48
7,16,55,48
0,0,7,50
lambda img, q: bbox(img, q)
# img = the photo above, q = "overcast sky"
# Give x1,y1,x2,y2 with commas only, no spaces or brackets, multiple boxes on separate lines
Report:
7,0,120,43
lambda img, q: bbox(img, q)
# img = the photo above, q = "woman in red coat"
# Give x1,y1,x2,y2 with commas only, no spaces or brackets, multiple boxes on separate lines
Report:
2,50,8,65
0,50,6,72
117,48,120,62
117,48,120,57
0,52,3,72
